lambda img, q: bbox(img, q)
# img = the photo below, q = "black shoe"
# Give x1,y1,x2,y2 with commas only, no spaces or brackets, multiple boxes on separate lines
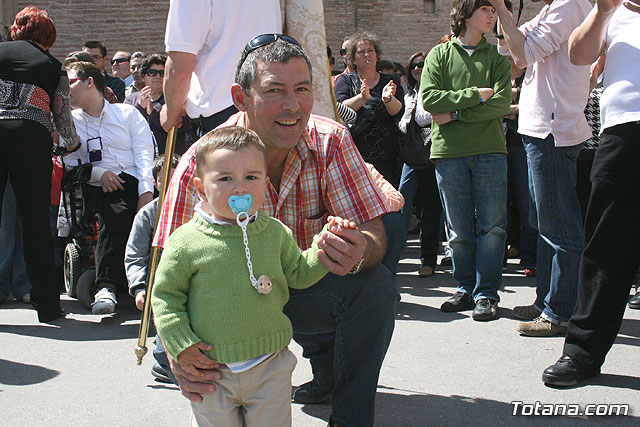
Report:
293,370,334,404
628,290,640,310
440,291,474,312
472,298,498,321
542,354,600,387
33,301,65,323
439,256,452,266
151,363,173,384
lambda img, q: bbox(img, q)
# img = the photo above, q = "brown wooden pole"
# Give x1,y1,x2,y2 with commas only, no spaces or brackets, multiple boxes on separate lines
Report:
135,126,177,365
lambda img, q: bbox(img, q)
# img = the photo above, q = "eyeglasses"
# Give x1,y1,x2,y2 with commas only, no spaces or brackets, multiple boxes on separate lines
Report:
411,61,424,69
68,78,86,85
90,54,105,61
144,69,165,77
339,48,347,56
130,64,141,71
240,34,302,67
111,57,130,65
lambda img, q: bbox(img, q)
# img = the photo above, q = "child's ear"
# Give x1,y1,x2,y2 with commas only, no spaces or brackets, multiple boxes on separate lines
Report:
194,176,206,200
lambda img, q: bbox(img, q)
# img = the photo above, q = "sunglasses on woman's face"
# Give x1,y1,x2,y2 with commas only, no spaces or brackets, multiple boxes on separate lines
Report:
145,69,165,77
411,61,424,69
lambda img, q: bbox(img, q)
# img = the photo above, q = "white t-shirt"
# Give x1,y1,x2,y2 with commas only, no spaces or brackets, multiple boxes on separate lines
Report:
164,0,282,119
600,6,640,132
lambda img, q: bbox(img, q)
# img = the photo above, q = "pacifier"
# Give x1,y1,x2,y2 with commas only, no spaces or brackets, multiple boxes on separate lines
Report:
228,194,252,215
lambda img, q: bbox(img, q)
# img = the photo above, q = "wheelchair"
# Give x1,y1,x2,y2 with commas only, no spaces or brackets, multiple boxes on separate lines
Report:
59,160,98,310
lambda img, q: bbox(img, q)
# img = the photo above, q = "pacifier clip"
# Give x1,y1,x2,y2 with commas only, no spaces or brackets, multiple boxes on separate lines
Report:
228,194,272,295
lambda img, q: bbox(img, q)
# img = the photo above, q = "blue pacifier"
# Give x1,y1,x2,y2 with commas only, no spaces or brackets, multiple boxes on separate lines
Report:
228,194,252,215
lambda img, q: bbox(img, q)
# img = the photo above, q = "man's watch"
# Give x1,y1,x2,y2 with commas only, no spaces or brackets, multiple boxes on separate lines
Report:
349,257,366,275
450,110,459,121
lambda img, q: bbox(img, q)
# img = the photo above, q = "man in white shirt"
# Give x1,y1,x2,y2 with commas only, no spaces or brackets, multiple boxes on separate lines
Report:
67,62,154,315
159,0,282,135
543,0,640,387
491,0,593,337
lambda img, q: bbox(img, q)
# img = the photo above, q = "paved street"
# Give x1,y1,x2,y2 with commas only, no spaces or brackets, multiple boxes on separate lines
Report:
1,237,639,426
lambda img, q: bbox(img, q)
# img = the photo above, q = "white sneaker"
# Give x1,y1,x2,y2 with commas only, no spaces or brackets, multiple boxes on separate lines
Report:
92,287,117,314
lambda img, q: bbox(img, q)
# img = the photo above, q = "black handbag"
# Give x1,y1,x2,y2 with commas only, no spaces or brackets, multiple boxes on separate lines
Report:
401,106,431,169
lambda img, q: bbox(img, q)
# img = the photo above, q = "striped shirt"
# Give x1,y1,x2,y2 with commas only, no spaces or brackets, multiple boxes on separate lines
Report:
153,112,402,250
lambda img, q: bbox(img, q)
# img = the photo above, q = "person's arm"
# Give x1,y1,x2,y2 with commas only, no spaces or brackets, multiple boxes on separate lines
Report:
421,47,488,114
456,54,512,123
280,221,331,287
490,0,528,68
568,0,620,66
335,73,369,112
125,201,156,309
128,108,155,209
160,51,195,131
52,70,81,151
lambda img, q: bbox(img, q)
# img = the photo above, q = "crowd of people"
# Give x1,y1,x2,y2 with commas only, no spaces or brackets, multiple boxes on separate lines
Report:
0,0,639,426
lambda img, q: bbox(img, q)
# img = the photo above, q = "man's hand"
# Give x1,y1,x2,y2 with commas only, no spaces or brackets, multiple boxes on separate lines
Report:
382,80,397,102
177,342,219,377
431,112,453,125
590,51,606,92
317,215,366,276
160,104,185,132
478,87,494,103
624,0,640,13
100,171,125,192
168,347,221,403
137,191,153,211
134,291,145,311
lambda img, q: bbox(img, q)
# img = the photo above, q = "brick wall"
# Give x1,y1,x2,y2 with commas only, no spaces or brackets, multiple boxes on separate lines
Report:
16,0,545,70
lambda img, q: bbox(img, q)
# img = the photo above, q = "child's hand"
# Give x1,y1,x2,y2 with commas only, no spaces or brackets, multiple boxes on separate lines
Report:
177,342,215,377
326,215,358,232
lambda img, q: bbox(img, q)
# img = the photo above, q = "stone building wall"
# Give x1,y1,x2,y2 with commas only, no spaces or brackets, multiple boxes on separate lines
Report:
13,0,545,70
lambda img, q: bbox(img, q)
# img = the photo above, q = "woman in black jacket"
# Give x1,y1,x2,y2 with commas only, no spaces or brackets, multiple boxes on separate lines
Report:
0,6,80,322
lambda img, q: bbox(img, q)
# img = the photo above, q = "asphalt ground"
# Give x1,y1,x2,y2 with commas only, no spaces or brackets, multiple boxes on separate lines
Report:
1,237,639,426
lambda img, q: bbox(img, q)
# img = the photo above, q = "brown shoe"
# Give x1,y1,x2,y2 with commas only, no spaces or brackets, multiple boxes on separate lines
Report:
517,317,567,337
512,304,541,320
418,265,434,277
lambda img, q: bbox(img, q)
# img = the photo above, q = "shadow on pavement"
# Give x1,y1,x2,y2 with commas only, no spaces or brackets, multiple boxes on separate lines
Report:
396,301,467,323
0,358,59,386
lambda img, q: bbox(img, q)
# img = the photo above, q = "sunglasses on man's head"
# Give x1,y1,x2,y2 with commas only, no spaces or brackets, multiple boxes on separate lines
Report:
411,61,424,69
243,33,302,56
111,57,130,65
144,69,165,77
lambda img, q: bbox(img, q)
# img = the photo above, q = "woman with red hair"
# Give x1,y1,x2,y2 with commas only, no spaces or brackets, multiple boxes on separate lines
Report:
0,6,81,322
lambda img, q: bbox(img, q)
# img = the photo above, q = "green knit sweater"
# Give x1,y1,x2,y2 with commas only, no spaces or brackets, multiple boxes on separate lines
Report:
151,210,329,363
421,36,512,159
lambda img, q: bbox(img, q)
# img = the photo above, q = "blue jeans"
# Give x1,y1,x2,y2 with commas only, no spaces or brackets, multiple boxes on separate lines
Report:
0,179,30,301
435,154,507,302
398,163,443,268
507,142,537,267
522,134,584,324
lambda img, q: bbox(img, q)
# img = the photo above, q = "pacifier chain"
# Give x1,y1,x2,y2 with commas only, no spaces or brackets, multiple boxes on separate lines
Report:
229,194,272,295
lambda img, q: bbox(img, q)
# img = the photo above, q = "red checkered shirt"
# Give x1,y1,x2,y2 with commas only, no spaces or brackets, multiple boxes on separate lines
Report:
153,112,403,250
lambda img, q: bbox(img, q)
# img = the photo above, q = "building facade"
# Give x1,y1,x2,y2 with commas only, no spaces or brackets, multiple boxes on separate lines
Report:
6,0,544,70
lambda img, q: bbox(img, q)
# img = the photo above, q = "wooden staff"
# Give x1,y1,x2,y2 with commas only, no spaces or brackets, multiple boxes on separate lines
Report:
135,126,177,365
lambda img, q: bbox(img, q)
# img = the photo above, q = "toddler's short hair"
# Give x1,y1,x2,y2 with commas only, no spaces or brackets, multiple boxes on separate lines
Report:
195,127,267,179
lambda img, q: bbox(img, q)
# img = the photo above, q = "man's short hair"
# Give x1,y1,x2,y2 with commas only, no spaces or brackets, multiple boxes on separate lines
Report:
195,127,267,179
141,53,167,76
131,51,145,60
450,0,493,37
152,153,181,181
67,61,105,93
82,40,107,57
64,50,94,67
376,59,394,73
113,51,131,61
235,38,313,93
347,31,382,71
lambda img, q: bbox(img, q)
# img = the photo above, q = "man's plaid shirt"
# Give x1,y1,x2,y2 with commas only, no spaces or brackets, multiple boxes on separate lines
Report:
153,112,403,250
